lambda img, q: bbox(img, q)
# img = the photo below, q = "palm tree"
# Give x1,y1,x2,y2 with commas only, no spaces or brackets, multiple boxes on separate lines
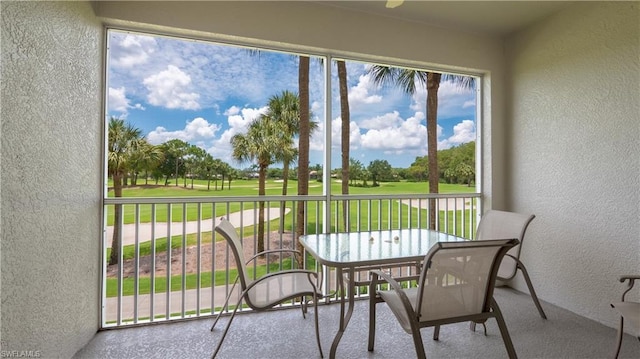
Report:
296,55,311,263
163,139,189,187
185,145,207,189
337,60,351,231
265,90,319,231
200,154,216,190
222,163,235,190
265,90,300,200
131,140,164,186
276,144,297,231
107,117,143,265
367,66,474,229
231,115,292,253
213,158,224,190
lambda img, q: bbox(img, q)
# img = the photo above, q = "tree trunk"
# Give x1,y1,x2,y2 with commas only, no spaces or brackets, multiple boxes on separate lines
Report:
258,164,267,254
109,173,123,265
175,160,179,186
426,72,441,230
338,60,350,232
296,55,310,268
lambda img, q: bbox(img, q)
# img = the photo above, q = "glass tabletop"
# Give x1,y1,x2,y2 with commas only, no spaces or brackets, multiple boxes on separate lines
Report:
299,228,468,268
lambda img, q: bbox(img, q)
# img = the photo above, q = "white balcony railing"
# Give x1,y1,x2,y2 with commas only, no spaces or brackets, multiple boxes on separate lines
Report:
102,193,480,327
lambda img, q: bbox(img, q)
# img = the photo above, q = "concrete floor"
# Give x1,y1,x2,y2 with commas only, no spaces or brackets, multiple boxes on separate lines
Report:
75,287,639,359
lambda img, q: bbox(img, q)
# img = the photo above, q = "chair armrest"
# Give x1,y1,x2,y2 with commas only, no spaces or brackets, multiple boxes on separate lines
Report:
244,269,319,292
619,275,640,283
246,249,302,265
618,275,640,302
369,269,416,317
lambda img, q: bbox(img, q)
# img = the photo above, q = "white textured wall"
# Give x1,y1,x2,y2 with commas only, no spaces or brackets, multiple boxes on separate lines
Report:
92,0,509,210
505,1,640,327
1,1,103,356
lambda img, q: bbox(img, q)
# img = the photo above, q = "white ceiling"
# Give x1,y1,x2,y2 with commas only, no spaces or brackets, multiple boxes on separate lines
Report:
315,1,576,36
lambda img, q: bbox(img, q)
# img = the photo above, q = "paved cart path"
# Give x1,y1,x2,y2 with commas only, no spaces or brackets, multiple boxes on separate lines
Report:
105,208,291,248
399,197,473,211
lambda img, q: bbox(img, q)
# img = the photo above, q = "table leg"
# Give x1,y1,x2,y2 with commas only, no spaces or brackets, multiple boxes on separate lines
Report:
329,267,355,359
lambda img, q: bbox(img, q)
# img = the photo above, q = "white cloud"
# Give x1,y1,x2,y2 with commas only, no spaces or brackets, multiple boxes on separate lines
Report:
108,87,145,115
110,34,157,68
327,117,363,152
206,106,268,161
310,119,327,152
439,120,476,149
224,106,241,116
359,111,403,130
311,101,322,115
347,74,383,108
438,79,473,97
360,112,427,152
463,100,475,108
226,107,266,133
108,87,129,113
147,117,220,144
143,65,201,110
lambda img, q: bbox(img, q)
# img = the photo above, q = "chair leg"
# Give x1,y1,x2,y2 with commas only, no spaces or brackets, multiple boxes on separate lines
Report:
211,297,243,358
491,298,518,359
433,325,440,340
612,316,624,359
313,293,324,358
368,295,377,351
411,326,427,359
516,261,547,319
210,279,239,331
300,296,307,319
470,321,487,335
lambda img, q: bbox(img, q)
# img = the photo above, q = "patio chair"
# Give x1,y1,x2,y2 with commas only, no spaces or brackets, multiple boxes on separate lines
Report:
610,275,640,358
209,218,323,358
476,210,547,320
368,238,520,359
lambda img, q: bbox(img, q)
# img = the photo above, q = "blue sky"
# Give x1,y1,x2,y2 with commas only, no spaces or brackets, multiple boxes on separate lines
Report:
107,30,477,169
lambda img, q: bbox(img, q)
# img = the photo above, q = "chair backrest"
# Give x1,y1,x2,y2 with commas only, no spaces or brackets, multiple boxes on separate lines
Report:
215,218,251,289
476,210,535,280
416,239,518,322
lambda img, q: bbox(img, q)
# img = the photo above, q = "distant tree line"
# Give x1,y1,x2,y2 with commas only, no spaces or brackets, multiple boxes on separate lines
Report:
109,115,474,194
108,118,240,192
403,141,475,186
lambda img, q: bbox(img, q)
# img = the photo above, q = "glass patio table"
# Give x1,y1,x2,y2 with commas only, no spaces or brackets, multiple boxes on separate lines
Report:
299,228,468,358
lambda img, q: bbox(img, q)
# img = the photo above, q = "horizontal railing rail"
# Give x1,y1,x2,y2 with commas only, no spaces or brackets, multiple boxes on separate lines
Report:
102,193,481,327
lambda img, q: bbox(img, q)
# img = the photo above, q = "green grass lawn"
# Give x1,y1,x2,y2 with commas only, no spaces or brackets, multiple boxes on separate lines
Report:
106,257,304,297
106,179,476,225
